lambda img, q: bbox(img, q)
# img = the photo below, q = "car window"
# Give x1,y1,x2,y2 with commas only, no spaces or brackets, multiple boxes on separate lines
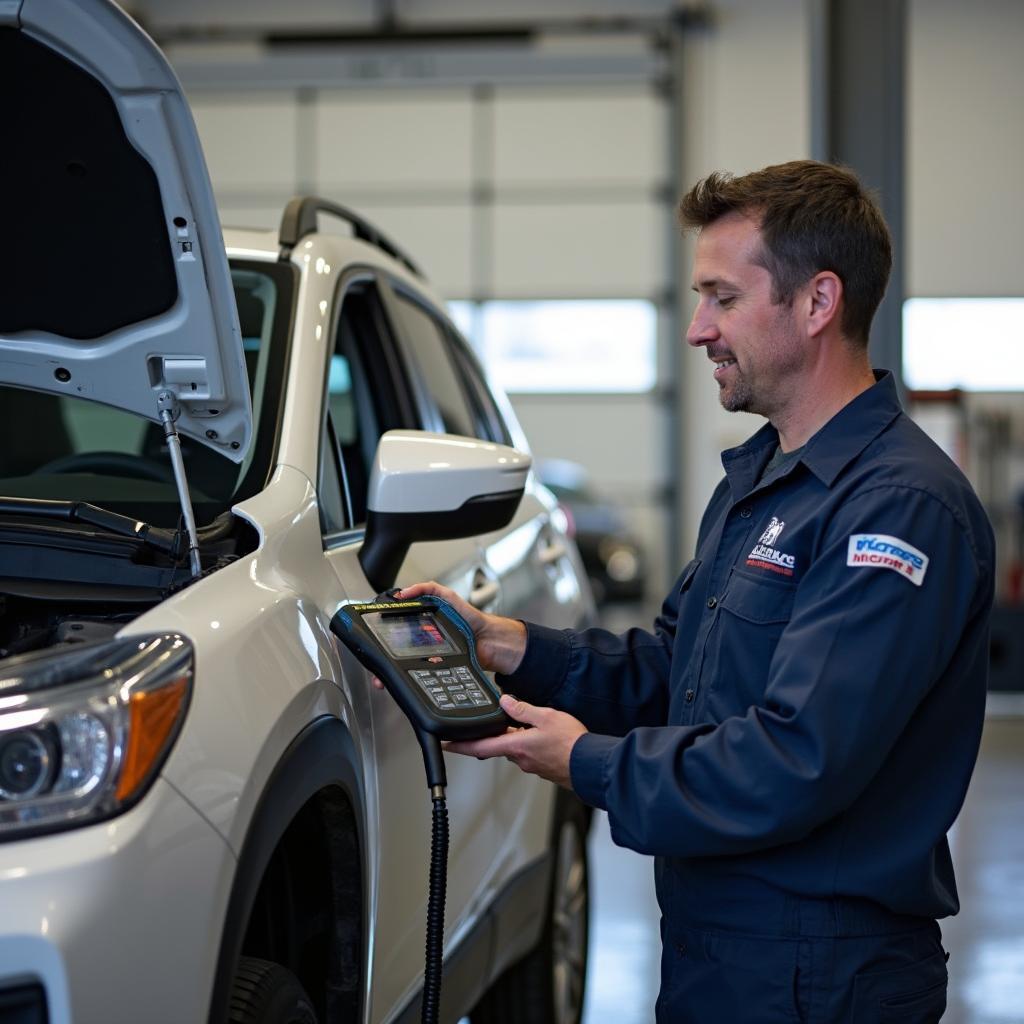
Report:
387,288,481,439
445,326,514,446
318,413,348,532
321,276,416,533
0,262,293,528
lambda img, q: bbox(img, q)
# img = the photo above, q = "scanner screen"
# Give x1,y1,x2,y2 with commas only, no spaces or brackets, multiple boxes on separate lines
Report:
365,611,459,659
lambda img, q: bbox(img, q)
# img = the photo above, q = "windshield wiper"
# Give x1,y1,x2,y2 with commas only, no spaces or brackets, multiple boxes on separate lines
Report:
0,498,181,557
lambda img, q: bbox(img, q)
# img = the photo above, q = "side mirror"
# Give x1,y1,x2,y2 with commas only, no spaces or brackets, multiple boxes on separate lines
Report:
358,430,531,593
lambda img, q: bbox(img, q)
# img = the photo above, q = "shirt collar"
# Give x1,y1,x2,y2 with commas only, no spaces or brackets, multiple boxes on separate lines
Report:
721,370,903,498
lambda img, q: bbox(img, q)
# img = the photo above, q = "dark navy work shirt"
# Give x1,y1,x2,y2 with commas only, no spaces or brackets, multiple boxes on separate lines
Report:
501,372,995,922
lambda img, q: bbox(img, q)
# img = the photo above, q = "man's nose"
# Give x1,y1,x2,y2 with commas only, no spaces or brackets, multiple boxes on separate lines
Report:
686,305,718,348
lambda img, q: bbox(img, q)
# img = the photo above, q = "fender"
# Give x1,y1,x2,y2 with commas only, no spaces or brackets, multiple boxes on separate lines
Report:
206,715,365,1024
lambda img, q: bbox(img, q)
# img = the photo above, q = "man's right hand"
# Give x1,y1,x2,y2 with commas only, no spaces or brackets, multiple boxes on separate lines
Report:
385,580,528,677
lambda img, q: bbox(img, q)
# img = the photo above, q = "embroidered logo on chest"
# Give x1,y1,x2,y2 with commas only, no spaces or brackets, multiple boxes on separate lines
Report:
746,516,797,577
758,517,785,546
847,534,929,586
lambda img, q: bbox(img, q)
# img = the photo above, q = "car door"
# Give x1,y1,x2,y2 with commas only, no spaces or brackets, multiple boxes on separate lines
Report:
378,278,593,841
317,272,503,1021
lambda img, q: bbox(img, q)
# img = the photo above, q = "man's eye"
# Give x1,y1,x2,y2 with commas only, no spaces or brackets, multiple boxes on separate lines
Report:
718,295,735,308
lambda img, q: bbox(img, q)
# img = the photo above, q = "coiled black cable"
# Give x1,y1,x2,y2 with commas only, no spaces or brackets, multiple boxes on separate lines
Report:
422,794,449,1024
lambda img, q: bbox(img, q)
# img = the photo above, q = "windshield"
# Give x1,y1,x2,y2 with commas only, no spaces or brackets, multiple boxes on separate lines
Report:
0,261,293,528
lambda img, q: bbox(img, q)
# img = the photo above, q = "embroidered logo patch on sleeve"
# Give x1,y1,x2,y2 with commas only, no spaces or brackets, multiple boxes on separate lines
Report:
847,534,929,586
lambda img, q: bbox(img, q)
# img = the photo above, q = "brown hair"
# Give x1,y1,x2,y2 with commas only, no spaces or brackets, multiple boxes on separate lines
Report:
678,160,892,346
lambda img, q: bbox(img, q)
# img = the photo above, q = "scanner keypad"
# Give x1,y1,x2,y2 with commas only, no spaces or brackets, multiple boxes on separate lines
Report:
409,665,494,711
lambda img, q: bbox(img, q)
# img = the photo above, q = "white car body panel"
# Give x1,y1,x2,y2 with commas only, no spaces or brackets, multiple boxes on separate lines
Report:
126,466,358,853
0,779,233,1024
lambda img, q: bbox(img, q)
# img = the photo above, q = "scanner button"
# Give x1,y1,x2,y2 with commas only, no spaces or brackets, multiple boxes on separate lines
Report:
453,693,472,704
471,694,491,706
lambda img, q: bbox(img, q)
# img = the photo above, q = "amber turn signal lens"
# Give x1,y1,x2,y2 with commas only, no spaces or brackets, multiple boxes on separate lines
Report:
115,676,189,802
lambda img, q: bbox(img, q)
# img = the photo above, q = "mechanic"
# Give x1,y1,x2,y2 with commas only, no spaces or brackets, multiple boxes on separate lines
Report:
396,160,996,1022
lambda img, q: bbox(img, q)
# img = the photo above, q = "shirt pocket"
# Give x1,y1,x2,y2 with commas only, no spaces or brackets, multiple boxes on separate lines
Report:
719,570,797,625
704,571,798,718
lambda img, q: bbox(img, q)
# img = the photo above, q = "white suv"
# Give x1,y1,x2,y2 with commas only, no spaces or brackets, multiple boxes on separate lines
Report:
0,2,594,1022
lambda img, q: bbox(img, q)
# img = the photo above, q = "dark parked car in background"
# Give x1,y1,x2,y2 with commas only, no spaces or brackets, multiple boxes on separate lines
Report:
539,459,646,606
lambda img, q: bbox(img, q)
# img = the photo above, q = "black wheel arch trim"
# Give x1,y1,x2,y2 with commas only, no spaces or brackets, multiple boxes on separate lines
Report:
206,715,366,1024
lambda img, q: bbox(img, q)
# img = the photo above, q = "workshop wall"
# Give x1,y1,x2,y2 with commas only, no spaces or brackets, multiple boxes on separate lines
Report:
908,0,1024,298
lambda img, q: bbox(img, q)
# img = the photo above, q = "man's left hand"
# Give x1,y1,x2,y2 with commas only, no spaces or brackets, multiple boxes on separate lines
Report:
445,694,587,790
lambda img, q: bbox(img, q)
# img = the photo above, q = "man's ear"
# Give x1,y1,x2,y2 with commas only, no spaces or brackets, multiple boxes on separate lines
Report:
805,271,843,338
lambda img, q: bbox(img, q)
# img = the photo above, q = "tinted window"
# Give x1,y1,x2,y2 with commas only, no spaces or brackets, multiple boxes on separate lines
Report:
390,291,478,439
321,278,414,532
445,326,513,446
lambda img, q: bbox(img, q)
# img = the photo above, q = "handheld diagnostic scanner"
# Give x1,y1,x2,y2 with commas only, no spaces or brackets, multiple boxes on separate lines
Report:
330,592,511,786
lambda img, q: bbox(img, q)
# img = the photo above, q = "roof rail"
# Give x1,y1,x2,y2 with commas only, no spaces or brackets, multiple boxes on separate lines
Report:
278,196,423,278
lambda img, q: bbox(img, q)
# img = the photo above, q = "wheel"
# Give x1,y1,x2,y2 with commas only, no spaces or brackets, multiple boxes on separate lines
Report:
228,956,318,1024
472,792,590,1024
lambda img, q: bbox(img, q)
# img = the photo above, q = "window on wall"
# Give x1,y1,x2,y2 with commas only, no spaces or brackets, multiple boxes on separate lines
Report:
446,298,657,394
903,298,1024,391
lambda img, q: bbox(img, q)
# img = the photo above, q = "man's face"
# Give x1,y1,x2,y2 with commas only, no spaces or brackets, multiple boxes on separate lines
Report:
686,212,807,419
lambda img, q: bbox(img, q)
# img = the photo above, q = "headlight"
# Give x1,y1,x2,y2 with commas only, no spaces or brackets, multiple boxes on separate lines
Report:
0,634,192,841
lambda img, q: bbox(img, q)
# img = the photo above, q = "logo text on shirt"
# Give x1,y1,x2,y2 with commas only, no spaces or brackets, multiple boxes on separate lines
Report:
747,516,796,577
846,534,929,587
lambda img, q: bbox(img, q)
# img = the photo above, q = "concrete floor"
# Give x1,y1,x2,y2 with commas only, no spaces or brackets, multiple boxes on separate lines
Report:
578,607,1024,1023
943,697,1024,1024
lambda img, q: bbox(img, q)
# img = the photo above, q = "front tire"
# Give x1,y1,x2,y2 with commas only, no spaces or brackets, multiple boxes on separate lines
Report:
472,792,590,1024
228,956,318,1024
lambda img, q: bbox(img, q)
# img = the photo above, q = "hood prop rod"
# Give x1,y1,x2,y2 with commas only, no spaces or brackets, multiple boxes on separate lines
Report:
157,391,202,578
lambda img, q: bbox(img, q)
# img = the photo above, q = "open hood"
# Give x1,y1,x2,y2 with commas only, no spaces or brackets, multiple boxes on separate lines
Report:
0,0,251,462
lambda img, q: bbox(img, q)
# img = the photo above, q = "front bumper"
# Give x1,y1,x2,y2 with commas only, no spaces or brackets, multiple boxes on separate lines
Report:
0,778,235,1024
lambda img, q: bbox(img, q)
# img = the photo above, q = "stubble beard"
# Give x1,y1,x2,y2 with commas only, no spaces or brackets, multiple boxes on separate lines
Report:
718,371,755,414
717,308,803,418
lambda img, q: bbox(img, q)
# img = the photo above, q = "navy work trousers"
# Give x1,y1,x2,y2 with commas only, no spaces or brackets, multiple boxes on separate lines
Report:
656,894,948,1023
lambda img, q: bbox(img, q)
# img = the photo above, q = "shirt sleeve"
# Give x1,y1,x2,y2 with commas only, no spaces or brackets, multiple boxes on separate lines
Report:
496,564,689,736
569,485,990,857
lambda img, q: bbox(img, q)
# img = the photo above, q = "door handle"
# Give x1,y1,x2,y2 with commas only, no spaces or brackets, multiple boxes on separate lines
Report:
469,572,500,609
538,540,567,566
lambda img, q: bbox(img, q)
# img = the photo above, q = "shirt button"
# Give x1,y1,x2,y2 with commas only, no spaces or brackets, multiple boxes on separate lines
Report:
707,596,718,609
685,689,695,703
740,506,753,519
